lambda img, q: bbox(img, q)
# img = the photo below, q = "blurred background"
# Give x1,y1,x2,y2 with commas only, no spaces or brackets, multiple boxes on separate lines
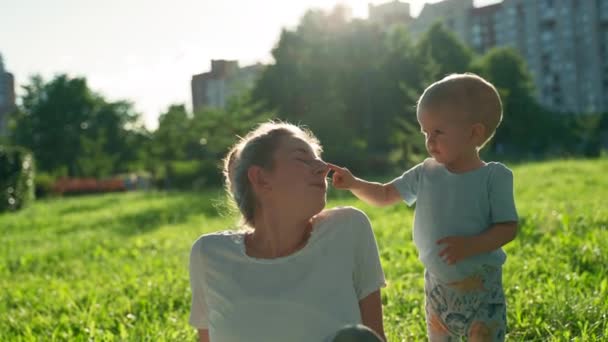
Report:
2,2,608,341
1,0,607,204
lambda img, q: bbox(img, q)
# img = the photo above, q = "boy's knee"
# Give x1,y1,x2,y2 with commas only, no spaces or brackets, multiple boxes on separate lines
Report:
468,321,492,342
428,313,449,334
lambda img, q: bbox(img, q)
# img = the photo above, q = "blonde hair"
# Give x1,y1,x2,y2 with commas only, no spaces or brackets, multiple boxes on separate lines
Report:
417,73,503,148
222,121,322,226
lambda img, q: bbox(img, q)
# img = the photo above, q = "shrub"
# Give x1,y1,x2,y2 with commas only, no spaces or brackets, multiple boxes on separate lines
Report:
0,146,35,212
161,160,222,190
35,172,56,198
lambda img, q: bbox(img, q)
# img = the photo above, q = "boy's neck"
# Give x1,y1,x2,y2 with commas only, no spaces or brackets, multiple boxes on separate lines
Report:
443,152,484,174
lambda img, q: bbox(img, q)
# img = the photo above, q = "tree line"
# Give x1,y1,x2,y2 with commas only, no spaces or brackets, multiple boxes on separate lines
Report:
3,6,606,191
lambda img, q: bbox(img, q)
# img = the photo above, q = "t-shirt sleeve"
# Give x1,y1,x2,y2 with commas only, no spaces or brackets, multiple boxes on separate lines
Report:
351,209,386,300
188,239,209,329
489,164,519,223
390,162,423,206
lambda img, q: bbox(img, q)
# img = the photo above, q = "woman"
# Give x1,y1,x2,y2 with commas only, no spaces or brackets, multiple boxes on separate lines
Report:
189,122,387,341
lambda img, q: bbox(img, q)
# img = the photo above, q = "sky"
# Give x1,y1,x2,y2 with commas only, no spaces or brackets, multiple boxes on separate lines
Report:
1,0,499,130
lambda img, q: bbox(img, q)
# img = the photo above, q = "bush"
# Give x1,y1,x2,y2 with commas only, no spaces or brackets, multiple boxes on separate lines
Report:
0,146,35,212
161,160,222,190
35,172,56,198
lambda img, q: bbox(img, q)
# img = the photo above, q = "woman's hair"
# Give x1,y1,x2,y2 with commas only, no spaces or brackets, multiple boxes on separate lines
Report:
222,121,322,226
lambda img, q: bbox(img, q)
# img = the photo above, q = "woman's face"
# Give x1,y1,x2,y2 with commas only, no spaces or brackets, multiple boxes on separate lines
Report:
265,135,329,217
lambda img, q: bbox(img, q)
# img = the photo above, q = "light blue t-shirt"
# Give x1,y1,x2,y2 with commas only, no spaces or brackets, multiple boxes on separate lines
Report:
392,158,518,283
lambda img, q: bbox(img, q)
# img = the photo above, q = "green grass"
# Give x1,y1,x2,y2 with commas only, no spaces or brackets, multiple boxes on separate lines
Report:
1,159,607,341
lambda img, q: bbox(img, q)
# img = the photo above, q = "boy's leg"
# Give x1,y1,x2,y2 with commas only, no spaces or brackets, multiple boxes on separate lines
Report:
426,265,506,342
425,303,456,342
424,270,457,342
467,302,506,342
467,266,507,342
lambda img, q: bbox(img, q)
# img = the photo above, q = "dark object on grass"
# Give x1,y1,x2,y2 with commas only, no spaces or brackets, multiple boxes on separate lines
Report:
332,324,383,342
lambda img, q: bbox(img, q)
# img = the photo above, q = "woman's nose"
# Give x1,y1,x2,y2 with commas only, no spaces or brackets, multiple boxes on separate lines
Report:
313,159,329,174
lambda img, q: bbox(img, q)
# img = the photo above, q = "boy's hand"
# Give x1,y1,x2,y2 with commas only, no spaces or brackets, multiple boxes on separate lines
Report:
326,163,356,190
437,236,479,265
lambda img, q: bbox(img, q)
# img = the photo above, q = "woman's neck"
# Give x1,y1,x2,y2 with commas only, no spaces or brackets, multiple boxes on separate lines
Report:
246,213,313,259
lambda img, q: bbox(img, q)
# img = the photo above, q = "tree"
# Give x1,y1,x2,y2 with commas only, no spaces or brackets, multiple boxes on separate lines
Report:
10,74,146,177
149,93,272,188
189,92,273,163
416,22,474,79
472,47,552,155
152,104,191,161
252,7,433,173
383,25,434,168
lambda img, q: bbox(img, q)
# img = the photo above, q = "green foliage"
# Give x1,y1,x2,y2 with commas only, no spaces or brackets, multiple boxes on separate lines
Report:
34,172,55,198
151,93,272,189
152,105,191,162
161,160,219,190
0,145,35,212
0,159,606,340
563,112,606,157
389,117,427,167
9,75,147,178
4,7,605,187
472,47,552,156
416,22,474,78
252,7,436,173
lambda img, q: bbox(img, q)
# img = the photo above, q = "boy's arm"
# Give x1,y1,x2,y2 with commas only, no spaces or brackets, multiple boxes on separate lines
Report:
327,163,402,207
351,179,402,207
437,221,518,265
472,221,518,254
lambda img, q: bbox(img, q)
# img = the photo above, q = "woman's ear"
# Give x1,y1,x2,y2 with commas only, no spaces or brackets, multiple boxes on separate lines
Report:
247,165,271,193
471,123,487,147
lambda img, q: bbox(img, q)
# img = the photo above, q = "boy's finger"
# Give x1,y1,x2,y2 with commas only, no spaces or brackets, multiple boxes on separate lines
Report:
326,162,344,172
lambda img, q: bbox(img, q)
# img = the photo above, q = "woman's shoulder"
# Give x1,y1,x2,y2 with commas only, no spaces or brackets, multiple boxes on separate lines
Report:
312,206,372,239
315,206,369,225
190,230,244,256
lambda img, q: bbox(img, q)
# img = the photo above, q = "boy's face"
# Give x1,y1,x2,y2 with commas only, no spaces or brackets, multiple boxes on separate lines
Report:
417,108,476,166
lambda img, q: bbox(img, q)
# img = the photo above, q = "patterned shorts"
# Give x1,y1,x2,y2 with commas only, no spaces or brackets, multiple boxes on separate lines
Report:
424,266,507,341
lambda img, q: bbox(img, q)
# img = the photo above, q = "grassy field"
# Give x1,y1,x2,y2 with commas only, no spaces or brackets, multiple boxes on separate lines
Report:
1,159,607,341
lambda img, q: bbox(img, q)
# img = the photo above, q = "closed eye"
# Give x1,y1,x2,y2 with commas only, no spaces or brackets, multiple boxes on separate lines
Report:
296,158,313,165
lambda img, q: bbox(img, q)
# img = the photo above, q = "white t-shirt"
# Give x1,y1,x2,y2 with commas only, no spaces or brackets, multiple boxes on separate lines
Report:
392,158,518,283
188,206,386,342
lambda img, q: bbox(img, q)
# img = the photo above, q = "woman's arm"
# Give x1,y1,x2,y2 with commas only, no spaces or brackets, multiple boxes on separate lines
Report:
359,290,386,341
197,329,209,342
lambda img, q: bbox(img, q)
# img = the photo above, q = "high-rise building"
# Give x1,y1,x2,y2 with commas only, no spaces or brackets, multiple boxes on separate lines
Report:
368,1,413,28
495,0,606,113
191,60,263,112
379,0,607,113
0,54,16,136
408,0,473,42
469,3,502,54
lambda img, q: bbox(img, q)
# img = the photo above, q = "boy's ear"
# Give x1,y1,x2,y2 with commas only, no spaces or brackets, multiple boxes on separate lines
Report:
471,123,487,147
247,165,271,193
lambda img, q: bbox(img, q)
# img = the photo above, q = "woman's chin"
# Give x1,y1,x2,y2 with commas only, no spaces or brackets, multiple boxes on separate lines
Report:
309,197,327,217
